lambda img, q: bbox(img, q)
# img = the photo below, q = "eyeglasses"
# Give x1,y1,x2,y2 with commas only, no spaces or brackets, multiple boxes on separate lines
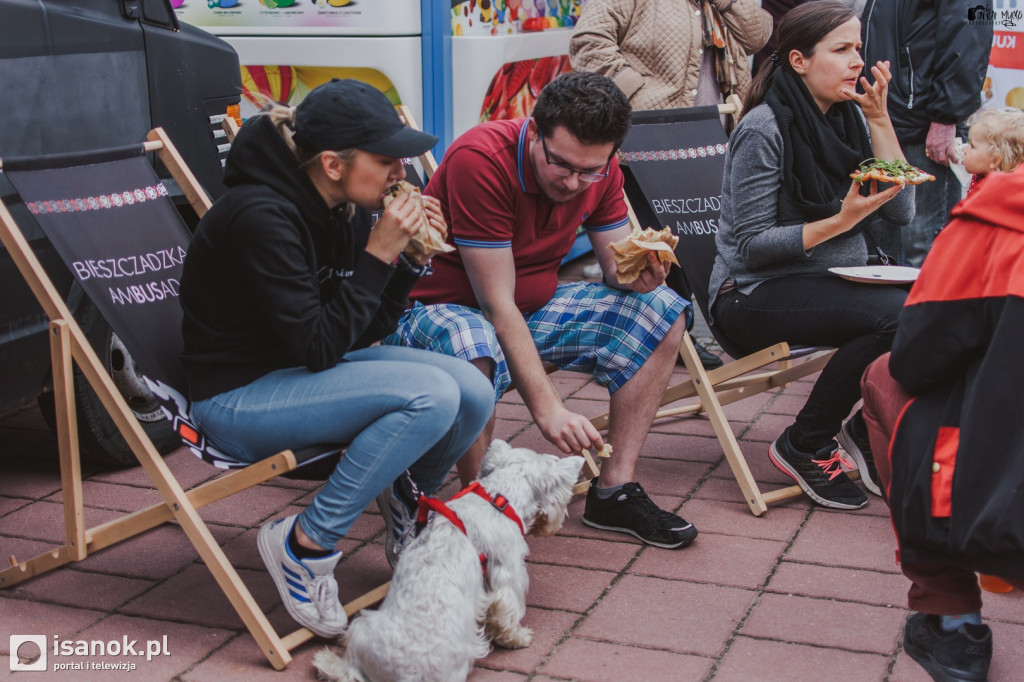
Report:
537,130,610,183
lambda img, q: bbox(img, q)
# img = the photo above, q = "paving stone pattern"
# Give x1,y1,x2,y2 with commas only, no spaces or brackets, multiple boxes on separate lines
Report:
2,258,1020,681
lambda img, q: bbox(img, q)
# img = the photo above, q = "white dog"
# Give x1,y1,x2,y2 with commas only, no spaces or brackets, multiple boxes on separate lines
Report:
314,440,584,682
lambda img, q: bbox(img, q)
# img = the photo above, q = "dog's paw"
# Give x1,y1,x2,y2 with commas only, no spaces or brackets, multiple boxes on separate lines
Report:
313,647,361,682
492,625,533,649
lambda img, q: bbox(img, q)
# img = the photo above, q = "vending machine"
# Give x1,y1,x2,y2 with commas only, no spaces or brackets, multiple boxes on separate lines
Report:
449,0,585,140
984,0,1024,111
175,1,427,131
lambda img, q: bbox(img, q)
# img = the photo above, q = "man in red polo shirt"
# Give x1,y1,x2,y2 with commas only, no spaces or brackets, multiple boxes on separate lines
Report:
383,72,695,550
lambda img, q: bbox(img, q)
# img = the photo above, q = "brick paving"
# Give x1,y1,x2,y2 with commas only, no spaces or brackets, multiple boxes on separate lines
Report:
2,258,1021,680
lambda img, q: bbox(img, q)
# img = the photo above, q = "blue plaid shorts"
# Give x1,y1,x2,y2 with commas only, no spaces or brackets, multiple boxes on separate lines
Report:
382,282,689,401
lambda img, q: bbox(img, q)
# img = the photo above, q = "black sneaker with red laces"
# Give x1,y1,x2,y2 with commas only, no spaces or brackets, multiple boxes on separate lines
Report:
769,427,867,510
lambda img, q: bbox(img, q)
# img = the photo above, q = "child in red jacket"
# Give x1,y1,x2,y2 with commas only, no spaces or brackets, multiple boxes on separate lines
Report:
859,166,1024,682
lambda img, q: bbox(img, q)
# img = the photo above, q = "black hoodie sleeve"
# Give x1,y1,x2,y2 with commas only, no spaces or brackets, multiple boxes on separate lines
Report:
227,199,398,372
355,261,419,348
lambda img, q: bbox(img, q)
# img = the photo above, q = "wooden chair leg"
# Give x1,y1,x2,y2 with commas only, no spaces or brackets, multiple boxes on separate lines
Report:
572,448,602,496
50,321,87,561
677,334,770,516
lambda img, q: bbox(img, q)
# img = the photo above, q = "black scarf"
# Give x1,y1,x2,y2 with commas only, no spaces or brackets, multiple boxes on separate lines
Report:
764,66,872,237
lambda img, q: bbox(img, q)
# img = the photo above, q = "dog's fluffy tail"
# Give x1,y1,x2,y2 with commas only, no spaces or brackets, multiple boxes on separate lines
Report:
313,647,364,682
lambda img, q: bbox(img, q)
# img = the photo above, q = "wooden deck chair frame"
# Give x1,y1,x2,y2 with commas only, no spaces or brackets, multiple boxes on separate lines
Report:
587,97,847,517
0,129,387,670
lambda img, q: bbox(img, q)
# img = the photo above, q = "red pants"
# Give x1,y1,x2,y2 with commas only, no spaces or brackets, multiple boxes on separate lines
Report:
860,354,1024,614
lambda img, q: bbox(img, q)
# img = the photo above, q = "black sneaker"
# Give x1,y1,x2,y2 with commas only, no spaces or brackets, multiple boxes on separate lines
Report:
838,410,882,497
903,612,992,682
769,428,867,510
583,481,698,549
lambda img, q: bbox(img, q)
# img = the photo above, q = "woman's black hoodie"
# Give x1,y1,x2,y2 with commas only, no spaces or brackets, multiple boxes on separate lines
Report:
179,115,419,401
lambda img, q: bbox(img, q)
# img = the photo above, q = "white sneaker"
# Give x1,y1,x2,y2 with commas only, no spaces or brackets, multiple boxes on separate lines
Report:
257,515,347,638
376,473,420,569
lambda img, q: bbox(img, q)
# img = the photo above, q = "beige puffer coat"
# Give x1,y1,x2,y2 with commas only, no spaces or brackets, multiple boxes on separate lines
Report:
570,0,772,111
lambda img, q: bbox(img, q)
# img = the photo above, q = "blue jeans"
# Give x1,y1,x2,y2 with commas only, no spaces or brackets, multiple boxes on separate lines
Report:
872,143,963,267
190,345,494,549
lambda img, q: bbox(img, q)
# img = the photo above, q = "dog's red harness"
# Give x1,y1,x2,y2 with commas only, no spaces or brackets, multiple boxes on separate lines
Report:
416,482,525,576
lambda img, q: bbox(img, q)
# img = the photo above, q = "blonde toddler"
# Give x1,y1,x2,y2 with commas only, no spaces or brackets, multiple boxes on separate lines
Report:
960,108,1024,195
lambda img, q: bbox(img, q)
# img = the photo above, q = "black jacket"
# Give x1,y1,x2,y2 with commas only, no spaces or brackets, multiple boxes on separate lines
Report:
886,168,1024,580
179,115,419,401
861,0,992,144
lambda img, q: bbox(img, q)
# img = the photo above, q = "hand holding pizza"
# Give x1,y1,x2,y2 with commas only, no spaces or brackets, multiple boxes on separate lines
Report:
838,174,904,228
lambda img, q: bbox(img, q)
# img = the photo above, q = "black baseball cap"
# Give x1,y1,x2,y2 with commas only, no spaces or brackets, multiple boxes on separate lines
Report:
292,79,437,158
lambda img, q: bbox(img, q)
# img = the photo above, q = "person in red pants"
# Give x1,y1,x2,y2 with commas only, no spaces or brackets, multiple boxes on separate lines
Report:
860,165,1024,682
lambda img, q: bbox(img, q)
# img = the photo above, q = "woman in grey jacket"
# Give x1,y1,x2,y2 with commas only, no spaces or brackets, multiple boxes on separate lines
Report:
708,1,914,510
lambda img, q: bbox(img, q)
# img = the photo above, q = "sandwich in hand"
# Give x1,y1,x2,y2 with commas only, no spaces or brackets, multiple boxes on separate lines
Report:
382,181,455,259
609,226,680,285
850,158,936,188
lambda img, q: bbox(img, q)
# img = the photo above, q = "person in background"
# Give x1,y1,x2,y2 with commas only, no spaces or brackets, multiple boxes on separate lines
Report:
569,0,772,370
958,106,1024,196
178,79,494,638
708,1,915,510
752,0,806,74
385,72,699,550
859,165,1024,682
860,0,993,266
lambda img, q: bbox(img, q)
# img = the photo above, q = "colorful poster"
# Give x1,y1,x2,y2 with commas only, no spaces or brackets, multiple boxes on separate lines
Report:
479,55,572,121
238,65,400,119
980,1,1024,110
174,0,417,34
451,0,585,36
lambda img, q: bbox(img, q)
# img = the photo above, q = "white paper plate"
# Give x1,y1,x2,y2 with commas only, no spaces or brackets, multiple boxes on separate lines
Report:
829,265,921,284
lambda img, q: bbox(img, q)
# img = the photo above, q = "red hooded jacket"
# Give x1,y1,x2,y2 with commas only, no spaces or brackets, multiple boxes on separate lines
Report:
887,166,1024,579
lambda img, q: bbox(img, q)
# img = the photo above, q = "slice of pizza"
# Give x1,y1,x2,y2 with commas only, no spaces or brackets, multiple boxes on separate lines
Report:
850,158,936,188
383,181,455,259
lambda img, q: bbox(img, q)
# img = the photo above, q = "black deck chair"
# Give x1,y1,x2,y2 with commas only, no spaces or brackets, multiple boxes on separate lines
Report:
0,129,384,669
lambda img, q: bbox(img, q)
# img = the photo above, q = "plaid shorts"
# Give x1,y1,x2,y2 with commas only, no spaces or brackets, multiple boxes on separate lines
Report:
382,282,689,401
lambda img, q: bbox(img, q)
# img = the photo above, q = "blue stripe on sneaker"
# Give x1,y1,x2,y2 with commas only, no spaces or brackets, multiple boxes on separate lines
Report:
285,576,304,592
288,589,311,603
283,564,303,581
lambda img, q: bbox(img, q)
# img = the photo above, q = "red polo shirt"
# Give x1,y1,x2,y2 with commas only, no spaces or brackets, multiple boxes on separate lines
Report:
411,118,628,314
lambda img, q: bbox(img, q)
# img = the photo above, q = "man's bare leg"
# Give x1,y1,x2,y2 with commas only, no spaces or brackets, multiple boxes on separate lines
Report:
598,314,686,487
455,357,497,486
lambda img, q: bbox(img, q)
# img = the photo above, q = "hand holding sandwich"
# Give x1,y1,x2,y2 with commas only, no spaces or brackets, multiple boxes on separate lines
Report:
383,180,456,265
367,184,450,266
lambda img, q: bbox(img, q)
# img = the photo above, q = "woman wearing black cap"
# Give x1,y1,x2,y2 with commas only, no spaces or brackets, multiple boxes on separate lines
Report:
178,79,494,638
